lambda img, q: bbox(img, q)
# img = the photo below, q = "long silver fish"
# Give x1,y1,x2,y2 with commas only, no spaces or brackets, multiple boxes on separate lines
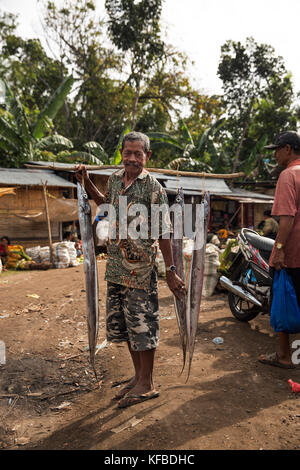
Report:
171,188,187,373
186,192,210,381
77,182,99,379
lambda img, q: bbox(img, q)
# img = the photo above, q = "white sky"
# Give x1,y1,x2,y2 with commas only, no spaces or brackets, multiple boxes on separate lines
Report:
1,0,300,95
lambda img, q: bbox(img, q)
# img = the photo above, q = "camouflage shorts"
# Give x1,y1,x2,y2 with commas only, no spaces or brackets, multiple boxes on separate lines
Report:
106,269,159,351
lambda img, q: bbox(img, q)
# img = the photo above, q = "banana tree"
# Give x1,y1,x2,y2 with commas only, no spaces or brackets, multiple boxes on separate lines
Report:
0,76,98,166
69,126,132,165
148,118,226,172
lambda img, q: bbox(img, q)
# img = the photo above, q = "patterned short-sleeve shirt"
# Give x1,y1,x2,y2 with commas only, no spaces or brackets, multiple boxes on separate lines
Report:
103,168,172,289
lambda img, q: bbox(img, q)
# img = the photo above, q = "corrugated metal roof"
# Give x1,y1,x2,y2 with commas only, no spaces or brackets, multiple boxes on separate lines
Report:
162,176,232,194
228,188,274,200
0,168,76,187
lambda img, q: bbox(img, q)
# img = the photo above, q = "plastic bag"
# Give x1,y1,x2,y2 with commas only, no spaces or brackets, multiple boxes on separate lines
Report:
270,269,300,334
96,220,109,246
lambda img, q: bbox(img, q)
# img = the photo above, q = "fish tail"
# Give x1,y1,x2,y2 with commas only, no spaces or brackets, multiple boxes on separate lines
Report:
179,348,187,375
90,358,98,381
185,355,193,383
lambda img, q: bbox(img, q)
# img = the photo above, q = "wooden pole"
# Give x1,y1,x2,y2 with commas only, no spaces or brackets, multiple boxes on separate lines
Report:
25,163,245,180
42,181,54,266
241,203,244,228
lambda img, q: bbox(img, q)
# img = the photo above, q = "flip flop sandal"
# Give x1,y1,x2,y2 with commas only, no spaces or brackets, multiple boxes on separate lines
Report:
114,382,135,400
259,352,295,369
118,390,160,409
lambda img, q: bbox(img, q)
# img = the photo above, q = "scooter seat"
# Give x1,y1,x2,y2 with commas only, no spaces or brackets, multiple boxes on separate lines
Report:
244,231,275,252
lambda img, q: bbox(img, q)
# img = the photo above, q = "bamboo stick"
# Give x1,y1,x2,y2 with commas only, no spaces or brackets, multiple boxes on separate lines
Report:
42,181,54,266
25,163,244,179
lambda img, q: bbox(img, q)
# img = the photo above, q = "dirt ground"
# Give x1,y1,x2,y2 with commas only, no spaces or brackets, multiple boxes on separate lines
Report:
0,259,300,451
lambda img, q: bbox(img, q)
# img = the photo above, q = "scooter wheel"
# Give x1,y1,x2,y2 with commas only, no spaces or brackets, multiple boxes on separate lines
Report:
228,292,261,322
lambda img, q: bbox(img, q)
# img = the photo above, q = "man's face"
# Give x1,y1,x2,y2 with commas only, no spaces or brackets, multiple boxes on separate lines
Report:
121,140,151,173
274,145,291,167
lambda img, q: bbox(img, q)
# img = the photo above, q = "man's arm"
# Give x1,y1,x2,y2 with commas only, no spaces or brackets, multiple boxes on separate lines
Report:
75,164,105,206
158,238,186,299
271,215,294,270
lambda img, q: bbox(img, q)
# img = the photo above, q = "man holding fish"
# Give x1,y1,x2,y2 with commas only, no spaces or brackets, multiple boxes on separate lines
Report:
76,131,185,408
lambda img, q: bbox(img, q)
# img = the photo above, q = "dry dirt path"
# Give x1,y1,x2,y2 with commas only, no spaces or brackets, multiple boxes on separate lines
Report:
0,261,300,451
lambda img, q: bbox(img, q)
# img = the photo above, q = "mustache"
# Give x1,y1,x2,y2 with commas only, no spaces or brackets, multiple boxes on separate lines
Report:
124,162,141,168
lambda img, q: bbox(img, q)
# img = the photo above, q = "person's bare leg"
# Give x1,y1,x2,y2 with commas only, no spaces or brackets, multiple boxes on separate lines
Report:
259,332,293,365
277,332,292,364
114,342,140,399
128,348,156,396
127,341,141,385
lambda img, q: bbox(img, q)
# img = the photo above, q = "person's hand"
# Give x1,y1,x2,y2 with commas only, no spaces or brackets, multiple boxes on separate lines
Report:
272,248,286,271
166,271,186,300
75,164,89,184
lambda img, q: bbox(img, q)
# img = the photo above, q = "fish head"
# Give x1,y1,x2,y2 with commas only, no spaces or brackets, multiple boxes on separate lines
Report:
175,188,184,207
77,182,91,215
203,192,210,218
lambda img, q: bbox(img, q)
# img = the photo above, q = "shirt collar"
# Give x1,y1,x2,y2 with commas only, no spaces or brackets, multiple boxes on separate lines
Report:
287,158,300,168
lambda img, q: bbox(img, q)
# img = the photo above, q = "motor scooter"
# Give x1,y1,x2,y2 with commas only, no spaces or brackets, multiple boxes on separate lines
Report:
220,228,274,322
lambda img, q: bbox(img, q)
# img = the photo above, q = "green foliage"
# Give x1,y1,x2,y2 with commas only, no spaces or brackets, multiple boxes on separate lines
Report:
148,118,225,172
0,5,299,177
217,37,298,173
0,76,77,166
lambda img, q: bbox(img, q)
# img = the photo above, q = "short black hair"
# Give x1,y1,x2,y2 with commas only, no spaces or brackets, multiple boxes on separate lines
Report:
121,131,150,153
264,210,271,216
1,236,10,244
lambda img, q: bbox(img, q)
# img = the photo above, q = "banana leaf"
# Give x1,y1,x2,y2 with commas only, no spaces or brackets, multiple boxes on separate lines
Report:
65,151,103,165
32,75,75,139
110,125,131,165
35,134,74,150
179,119,194,146
0,136,19,152
0,115,24,150
150,141,183,153
83,141,109,160
196,118,225,152
148,132,182,147
3,80,32,144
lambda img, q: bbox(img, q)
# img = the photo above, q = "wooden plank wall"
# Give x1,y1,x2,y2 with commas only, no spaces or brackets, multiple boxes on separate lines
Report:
0,187,63,248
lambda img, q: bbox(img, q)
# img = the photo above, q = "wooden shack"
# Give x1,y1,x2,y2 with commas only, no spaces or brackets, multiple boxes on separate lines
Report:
0,168,78,248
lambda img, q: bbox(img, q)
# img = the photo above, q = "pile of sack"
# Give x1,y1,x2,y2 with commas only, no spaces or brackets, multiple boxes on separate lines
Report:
25,241,79,269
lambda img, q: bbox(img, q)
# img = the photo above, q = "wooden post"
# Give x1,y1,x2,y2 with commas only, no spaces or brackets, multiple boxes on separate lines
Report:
42,181,54,266
241,203,244,228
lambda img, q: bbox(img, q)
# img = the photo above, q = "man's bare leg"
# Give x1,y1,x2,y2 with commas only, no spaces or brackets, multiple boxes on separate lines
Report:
126,345,155,394
277,332,293,365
